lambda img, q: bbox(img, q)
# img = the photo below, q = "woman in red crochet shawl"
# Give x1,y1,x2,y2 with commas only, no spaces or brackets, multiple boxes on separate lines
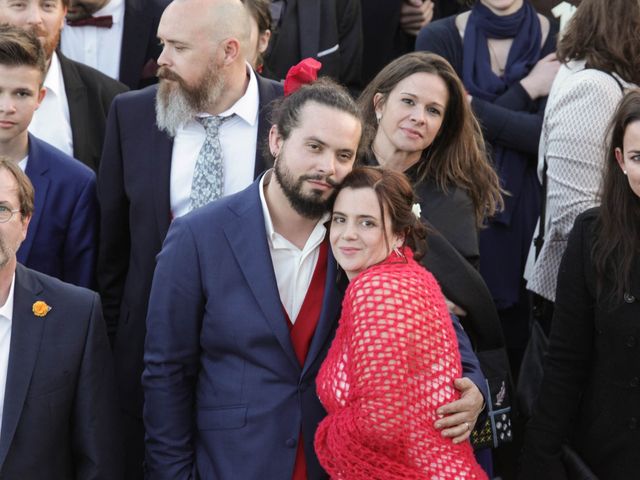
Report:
315,167,486,479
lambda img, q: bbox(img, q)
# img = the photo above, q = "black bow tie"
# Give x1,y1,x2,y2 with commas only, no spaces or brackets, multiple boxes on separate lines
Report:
67,15,113,28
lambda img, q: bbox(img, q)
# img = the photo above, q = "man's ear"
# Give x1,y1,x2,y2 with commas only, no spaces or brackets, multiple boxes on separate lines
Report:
59,4,68,30
36,87,46,107
258,30,271,55
221,38,241,65
20,213,31,242
268,124,282,158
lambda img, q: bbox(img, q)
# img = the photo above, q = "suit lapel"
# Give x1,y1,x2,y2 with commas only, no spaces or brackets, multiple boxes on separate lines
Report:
297,0,321,59
57,52,92,170
150,103,174,241
0,265,46,468
18,136,50,265
223,182,299,370
302,250,340,376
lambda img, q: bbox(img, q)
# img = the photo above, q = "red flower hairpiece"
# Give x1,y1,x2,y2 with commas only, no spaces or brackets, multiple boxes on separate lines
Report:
284,58,322,96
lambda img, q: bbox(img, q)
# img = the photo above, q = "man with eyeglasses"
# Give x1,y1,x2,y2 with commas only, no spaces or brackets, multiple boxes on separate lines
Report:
0,24,98,288
0,155,123,478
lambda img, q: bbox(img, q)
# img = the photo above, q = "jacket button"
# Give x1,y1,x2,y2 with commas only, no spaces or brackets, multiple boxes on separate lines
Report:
629,417,638,430
624,292,636,303
626,336,637,348
631,377,640,388
285,438,297,448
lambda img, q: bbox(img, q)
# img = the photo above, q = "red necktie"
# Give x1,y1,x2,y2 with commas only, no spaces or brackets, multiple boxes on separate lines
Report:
67,15,113,28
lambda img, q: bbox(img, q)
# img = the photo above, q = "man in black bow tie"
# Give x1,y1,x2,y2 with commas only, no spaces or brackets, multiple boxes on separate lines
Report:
60,0,170,89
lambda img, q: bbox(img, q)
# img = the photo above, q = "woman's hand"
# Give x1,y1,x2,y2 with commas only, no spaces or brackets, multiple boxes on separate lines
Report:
400,0,434,36
434,377,485,443
520,53,561,100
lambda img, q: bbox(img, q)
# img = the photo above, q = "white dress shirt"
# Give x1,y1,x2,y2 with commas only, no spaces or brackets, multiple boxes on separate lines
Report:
60,0,125,81
259,171,329,323
0,273,17,441
170,65,260,218
28,52,73,157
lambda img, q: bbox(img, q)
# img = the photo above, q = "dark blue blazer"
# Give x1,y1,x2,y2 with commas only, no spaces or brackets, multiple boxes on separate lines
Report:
0,264,122,478
18,134,98,289
97,74,284,420
143,178,485,479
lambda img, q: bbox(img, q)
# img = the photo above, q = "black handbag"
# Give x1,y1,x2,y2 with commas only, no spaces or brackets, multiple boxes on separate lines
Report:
471,348,515,449
517,320,548,419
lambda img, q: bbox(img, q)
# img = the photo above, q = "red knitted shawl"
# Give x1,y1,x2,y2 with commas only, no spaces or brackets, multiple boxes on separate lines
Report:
315,248,487,479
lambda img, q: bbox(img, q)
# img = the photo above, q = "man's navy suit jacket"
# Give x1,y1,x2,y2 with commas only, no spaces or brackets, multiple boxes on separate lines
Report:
18,134,98,289
143,178,485,479
97,75,284,419
0,264,122,478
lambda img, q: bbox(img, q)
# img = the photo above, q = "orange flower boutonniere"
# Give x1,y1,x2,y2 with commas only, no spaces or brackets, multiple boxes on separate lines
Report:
32,300,51,317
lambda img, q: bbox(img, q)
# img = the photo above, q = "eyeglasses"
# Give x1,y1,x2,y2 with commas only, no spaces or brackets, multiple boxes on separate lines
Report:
0,206,20,223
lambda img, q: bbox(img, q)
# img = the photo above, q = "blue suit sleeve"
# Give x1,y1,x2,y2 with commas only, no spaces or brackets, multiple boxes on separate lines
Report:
142,217,204,480
452,314,488,404
63,173,98,289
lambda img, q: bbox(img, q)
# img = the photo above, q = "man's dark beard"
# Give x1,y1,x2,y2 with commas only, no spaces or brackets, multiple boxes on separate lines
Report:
274,153,338,219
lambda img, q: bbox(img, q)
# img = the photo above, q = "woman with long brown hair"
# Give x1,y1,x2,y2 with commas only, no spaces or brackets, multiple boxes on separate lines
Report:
520,89,640,479
358,51,502,267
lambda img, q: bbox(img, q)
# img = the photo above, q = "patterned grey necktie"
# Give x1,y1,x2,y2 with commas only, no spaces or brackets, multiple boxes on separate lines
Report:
190,115,228,211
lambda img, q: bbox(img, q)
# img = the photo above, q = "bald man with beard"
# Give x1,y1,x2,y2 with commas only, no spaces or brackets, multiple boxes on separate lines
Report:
97,0,282,476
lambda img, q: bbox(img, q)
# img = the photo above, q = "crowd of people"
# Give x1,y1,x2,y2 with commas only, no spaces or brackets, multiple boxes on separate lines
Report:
0,0,636,478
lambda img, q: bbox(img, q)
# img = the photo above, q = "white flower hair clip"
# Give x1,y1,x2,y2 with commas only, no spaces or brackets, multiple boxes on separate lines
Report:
411,203,422,219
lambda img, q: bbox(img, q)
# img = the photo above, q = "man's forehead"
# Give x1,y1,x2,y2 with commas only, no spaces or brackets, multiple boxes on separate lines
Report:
295,104,361,144
0,174,20,203
0,64,42,85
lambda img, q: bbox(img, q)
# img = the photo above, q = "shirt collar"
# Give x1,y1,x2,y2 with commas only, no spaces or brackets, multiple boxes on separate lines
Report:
92,0,124,23
43,52,64,98
0,273,16,322
259,170,330,245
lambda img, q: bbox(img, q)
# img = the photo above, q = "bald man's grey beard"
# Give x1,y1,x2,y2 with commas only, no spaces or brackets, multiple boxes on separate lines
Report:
155,67,225,137
155,82,195,137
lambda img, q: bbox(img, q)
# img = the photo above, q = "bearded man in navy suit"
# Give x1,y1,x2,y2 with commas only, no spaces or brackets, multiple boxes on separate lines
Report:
144,78,487,480
97,0,283,476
